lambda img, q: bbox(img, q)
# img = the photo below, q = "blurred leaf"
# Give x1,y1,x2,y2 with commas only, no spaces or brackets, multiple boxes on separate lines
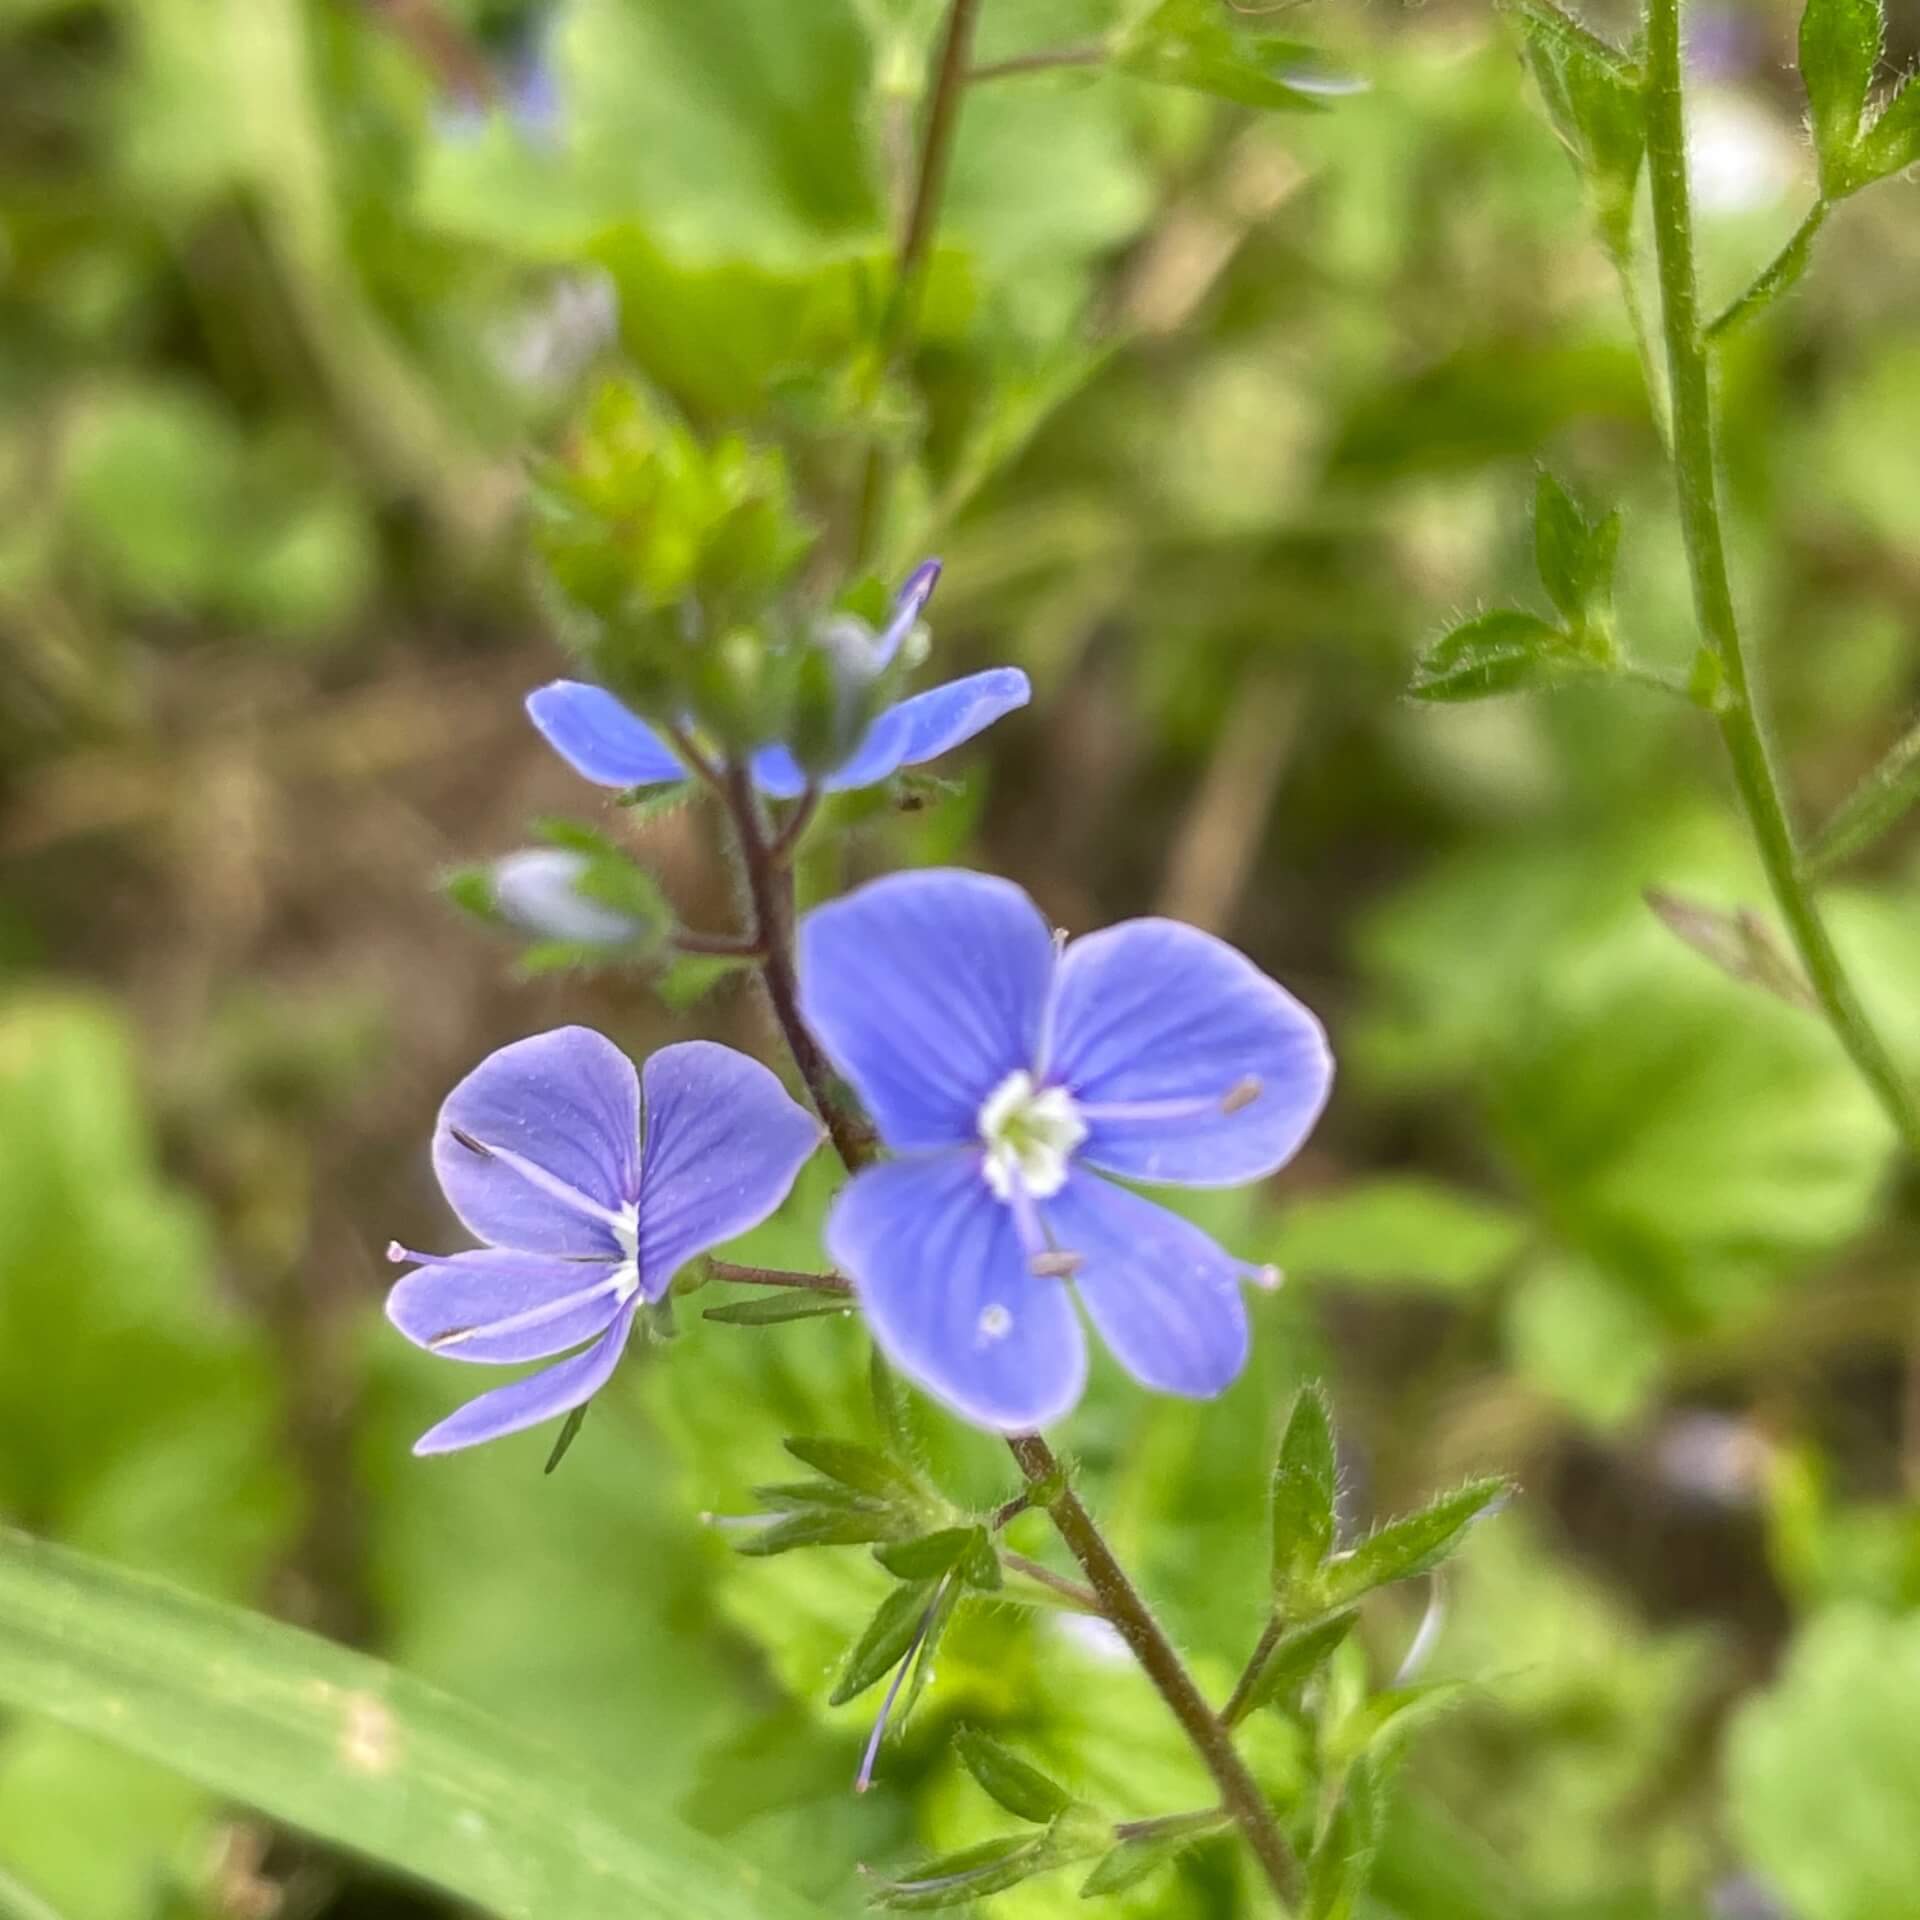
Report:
1271,1385,1338,1598
1507,0,1645,243
1532,472,1619,635
786,1436,929,1506
1853,79,1920,188
868,1833,1050,1910
1321,1481,1508,1608
1644,887,1815,1009
1336,1680,1469,1764
1267,1180,1529,1294
704,1294,854,1326
739,1504,906,1558
0,1530,833,1920
831,1579,940,1705
952,1726,1074,1824
1728,1606,1920,1920
1802,715,1920,878
874,1527,986,1581
1504,1255,1665,1427
1115,0,1341,113
1799,0,1883,193
1410,610,1595,702
1078,1822,1206,1896
1306,1755,1381,1920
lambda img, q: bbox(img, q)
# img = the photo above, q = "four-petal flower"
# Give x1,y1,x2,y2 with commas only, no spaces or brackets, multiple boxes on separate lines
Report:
525,561,1029,799
387,1026,820,1454
798,871,1333,1431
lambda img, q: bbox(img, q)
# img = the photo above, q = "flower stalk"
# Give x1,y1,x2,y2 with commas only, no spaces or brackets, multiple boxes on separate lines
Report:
1640,0,1920,1160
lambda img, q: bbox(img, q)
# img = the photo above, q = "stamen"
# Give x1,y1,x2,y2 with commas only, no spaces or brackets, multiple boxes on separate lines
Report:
1221,1075,1263,1115
855,1576,950,1792
1029,1250,1083,1280
448,1126,493,1158
441,1128,633,1237
427,1265,637,1351
1078,1076,1264,1125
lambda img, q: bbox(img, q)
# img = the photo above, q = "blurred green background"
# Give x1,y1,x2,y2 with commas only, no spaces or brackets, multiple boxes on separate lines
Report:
5,0,1920,1914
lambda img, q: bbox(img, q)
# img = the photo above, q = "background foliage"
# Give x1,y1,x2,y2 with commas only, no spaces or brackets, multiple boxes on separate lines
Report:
4,0,1920,1913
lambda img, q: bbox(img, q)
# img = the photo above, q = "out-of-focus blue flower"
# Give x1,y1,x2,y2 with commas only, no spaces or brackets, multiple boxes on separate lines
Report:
387,1027,819,1454
798,871,1333,1431
525,561,1030,799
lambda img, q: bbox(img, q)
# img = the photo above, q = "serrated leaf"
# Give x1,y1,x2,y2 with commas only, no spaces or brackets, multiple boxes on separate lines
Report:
1320,1479,1509,1606
1533,472,1620,632
952,1726,1074,1824
785,1437,928,1505
1853,78,1920,188
1508,0,1645,244
1307,1757,1382,1920
830,1580,939,1706
1272,1385,1338,1597
1115,0,1343,113
1239,1609,1361,1719
1800,0,1883,193
874,1528,981,1582
1409,610,1592,702
868,1835,1049,1911
703,1294,852,1327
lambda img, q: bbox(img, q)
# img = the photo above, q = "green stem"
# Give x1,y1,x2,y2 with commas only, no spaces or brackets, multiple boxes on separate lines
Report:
852,0,986,568
1704,199,1830,344
967,42,1109,82
1641,0,1920,1157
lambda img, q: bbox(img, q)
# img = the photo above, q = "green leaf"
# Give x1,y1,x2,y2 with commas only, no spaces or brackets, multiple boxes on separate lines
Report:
1728,1606,1920,1920
1266,1179,1529,1294
1336,1680,1470,1765
1307,1756,1382,1920
439,864,502,926
1078,1824,1209,1896
1321,1480,1509,1607
703,1293,853,1327
1409,610,1595,702
1238,1609,1361,1719
544,1403,592,1476
1272,1384,1339,1598
735,1506,904,1557
868,1834,1050,1910
830,1579,939,1706
0,1530,831,1920
1532,472,1620,634
1115,0,1344,113
1802,713,1920,878
1853,79,1920,188
952,1726,1074,1824
1507,0,1646,245
1504,1255,1666,1428
784,1436,928,1506
1800,0,1883,193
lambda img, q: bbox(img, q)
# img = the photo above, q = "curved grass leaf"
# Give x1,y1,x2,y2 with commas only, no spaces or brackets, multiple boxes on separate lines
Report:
0,1529,830,1920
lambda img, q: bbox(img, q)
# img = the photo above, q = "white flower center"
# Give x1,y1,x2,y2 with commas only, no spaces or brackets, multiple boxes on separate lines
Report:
978,1070,1086,1201
613,1203,640,1295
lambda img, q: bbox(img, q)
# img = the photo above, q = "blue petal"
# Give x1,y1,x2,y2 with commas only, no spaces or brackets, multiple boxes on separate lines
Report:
799,869,1058,1152
818,668,1031,793
872,558,942,669
1043,1175,1250,1399
827,1153,1086,1432
433,1027,640,1257
526,681,687,789
1050,920,1332,1187
386,1247,630,1363
412,1301,639,1455
635,1041,821,1298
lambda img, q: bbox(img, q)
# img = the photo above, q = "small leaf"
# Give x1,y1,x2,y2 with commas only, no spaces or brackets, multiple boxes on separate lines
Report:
1853,78,1920,188
543,1403,590,1476
1239,1609,1361,1719
1271,1385,1338,1598
753,1479,895,1516
735,1506,902,1558
1337,1681,1469,1764
703,1294,851,1326
1306,1757,1382,1920
1115,0,1345,113
1800,0,1883,193
439,865,501,925
1320,1479,1510,1606
1645,889,1817,1009
874,1528,980,1581
785,1437,928,1506
831,1580,939,1706
1078,1826,1208,1896
1508,0,1645,245
868,1835,1049,1911
952,1727,1074,1824
1532,472,1620,634
961,1529,1003,1592
1409,610,1592,702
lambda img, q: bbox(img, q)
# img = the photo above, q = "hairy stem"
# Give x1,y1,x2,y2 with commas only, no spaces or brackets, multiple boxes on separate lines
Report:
1704,199,1829,343
1641,0,1920,1157
705,1259,852,1294
1000,1549,1103,1613
853,0,986,567
719,774,1301,1909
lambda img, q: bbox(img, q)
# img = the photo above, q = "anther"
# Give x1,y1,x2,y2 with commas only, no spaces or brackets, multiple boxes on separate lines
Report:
1029,1250,1083,1279
1220,1075,1263,1114
448,1125,493,1158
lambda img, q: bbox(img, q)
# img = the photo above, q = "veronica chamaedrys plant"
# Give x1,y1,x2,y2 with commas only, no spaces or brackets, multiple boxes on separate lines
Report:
386,1027,819,1454
525,559,1031,798
797,869,1333,1430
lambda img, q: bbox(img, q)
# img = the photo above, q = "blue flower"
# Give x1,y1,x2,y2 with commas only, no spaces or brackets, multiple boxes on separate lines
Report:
387,1026,820,1454
525,561,1030,799
798,871,1333,1431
